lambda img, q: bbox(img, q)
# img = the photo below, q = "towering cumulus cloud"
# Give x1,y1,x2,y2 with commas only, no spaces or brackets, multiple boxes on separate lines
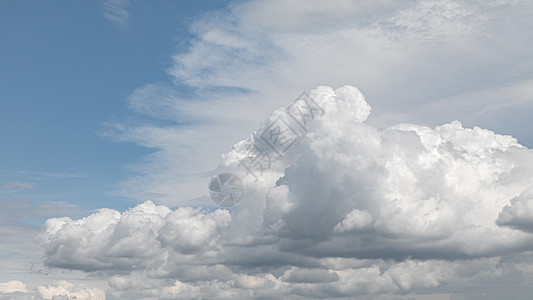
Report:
39,86,533,299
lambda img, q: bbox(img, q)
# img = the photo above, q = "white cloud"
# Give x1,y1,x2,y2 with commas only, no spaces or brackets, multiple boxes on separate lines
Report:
42,85,533,298
224,86,533,258
0,280,27,294
38,201,231,272
105,0,533,209
159,281,200,299
34,0,533,298
169,0,533,103
37,281,105,300
158,206,231,253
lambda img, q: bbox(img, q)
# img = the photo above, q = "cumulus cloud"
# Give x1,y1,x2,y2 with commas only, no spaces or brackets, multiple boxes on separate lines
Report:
37,281,105,300
223,86,533,260
38,201,231,272
334,209,374,233
497,188,533,233
41,85,533,298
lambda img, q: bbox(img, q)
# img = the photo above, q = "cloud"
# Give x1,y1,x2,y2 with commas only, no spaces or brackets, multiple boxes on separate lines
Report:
159,281,200,299
104,0,533,209
41,85,533,298
334,209,374,233
281,267,339,283
236,0,409,32
101,0,130,27
38,201,231,272
0,281,27,294
35,0,533,298
0,198,83,290
169,0,533,103
37,281,105,300
497,188,533,233
0,181,33,190
224,86,533,260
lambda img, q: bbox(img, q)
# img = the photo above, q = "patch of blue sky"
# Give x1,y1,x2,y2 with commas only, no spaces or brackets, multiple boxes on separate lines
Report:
0,0,233,214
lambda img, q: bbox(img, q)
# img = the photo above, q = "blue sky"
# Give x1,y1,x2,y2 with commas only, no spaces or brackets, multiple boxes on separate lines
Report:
1,0,533,299
0,0,231,212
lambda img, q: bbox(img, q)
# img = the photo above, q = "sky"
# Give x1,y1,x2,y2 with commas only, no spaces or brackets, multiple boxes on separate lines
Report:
1,0,533,299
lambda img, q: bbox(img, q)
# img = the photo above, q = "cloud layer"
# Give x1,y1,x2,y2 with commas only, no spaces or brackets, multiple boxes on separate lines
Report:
38,85,533,298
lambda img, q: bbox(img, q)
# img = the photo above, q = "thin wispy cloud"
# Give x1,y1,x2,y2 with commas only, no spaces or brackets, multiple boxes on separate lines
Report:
101,0,130,28
7,170,87,181
0,181,33,190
